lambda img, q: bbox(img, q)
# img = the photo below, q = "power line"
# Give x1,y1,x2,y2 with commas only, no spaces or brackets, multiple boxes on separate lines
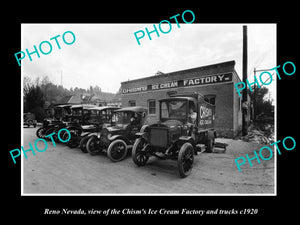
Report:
259,72,275,87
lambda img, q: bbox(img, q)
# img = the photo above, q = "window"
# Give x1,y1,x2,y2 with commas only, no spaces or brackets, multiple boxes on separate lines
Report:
204,94,216,105
160,100,187,120
148,99,156,114
128,100,136,107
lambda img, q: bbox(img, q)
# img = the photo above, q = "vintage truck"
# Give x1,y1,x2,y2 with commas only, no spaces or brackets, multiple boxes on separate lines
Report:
65,105,119,151
86,106,148,162
36,104,72,139
23,112,37,128
131,92,216,178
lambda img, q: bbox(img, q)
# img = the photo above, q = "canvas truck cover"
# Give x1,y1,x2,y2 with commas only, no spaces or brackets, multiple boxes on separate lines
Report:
197,98,215,130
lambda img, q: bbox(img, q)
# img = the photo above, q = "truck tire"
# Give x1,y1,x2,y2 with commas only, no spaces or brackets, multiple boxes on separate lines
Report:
86,136,100,155
27,119,34,126
132,138,150,166
66,130,79,148
79,135,90,153
107,139,128,162
206,138,215,153
178,142,194,178
36,127,44,138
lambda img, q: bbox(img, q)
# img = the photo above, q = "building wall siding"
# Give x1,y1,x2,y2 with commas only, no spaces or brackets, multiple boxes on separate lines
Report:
120,61,243,138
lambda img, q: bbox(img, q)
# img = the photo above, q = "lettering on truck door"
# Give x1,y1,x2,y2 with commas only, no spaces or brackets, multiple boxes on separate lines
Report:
198,103,214,129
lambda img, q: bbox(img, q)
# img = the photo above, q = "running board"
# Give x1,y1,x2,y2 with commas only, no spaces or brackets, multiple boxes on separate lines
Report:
214,142,228,153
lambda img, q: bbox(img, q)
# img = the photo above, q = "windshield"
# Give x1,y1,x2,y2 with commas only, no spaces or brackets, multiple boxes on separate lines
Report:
88,109,111,124
114,111,133,126
88,110,100,123
54,107,71,120
160,100,187,120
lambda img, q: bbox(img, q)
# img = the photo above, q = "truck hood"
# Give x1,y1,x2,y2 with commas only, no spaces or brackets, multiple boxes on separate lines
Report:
149,120,183,129
106,124,127,134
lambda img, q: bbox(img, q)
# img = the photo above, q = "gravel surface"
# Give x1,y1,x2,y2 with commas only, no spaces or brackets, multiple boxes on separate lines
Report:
22,127,275,195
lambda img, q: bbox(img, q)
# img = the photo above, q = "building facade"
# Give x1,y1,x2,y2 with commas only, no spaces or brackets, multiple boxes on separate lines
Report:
120,61,250,138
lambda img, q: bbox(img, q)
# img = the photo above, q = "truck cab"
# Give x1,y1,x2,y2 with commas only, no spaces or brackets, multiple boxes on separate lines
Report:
132,92,216,178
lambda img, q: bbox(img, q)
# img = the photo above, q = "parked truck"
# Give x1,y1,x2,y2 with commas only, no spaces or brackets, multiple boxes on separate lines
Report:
132,92,216,178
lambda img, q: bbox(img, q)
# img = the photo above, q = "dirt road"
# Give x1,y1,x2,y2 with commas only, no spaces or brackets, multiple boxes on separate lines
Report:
22,127,275,195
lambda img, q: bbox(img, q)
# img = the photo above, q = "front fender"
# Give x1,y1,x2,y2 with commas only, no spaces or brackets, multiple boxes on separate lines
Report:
178,136,195,146
135,132,145,137
88,132,101,139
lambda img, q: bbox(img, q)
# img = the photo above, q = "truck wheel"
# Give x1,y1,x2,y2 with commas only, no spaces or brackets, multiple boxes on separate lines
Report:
86,136,100,155
27,119,34,126
206,138,215,153
66,131,79,148
79,135,90,153
107,139,128,162
132,138,150,166
44,127,58,142
66,136,79,148
36,127,44,138
59,129,68,142
178,142,194,178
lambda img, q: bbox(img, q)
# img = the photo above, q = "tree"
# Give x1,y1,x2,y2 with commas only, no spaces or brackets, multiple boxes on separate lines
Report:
24,85,45,121
23,74,115,120
93,85,101,94
24,76,33,97
249,86,274,118
89,85,94,94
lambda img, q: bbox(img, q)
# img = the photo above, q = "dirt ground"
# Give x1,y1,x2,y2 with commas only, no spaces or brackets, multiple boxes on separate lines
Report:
22,127,275,195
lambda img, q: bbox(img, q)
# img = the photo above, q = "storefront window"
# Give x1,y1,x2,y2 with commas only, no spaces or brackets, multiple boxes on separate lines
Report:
148,99,156,114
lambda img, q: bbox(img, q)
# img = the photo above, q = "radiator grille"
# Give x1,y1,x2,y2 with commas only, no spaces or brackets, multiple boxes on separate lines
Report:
150,128,168,147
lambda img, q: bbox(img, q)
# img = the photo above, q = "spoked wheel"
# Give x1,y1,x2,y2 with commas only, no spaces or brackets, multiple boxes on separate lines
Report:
107,139,128,162
27,119,34,127
36,127,45,138
86,136,101,155
132,138,150,166
59,129,68,142
44,127,59,142
178,142,194,178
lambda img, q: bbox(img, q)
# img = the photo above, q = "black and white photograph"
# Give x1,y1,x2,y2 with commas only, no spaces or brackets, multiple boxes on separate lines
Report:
4,4,298,220
21,23,276,195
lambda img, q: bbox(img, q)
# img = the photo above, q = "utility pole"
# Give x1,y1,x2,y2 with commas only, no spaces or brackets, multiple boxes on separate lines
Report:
242,25,248,136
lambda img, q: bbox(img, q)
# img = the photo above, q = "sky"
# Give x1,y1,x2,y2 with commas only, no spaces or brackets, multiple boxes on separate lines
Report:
22,23,276,100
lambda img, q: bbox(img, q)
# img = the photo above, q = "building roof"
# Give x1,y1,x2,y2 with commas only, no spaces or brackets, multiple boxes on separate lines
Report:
55,95,73,105
54,94,83,105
